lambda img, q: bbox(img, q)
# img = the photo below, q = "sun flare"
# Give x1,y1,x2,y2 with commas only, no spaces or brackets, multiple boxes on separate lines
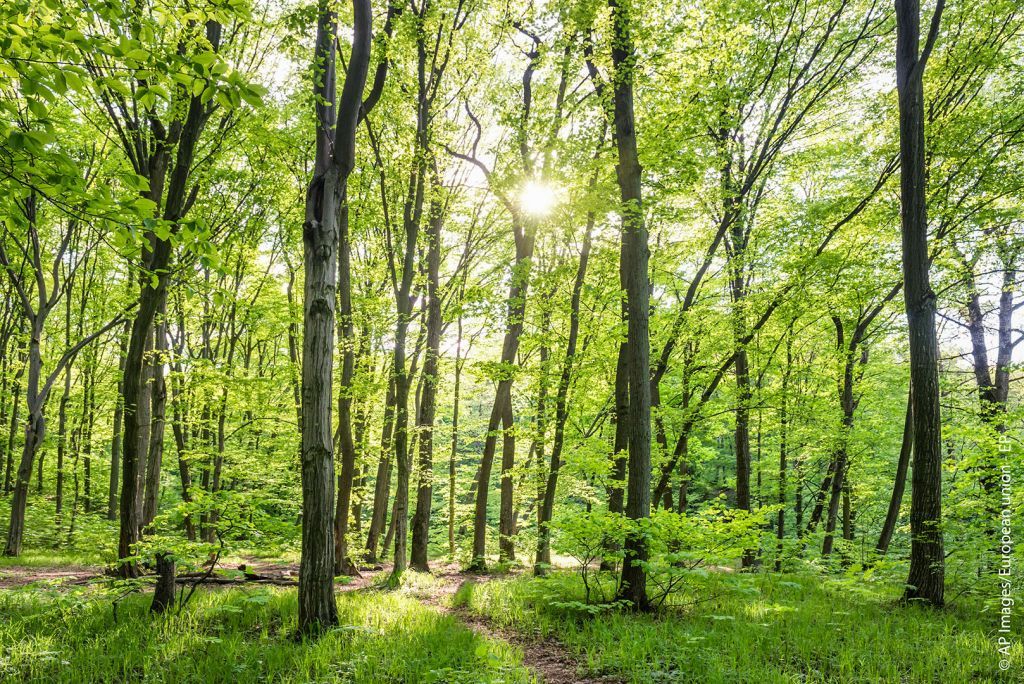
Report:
519,180,558,217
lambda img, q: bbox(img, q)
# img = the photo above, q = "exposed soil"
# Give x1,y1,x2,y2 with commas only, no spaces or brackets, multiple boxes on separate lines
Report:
414,563,624,684
0,564,101,588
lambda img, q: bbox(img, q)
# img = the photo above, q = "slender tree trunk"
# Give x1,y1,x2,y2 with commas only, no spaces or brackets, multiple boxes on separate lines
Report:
411,194,444,572
877,390,913,555
333,189,359,576
498,399,516,562
448,316,464,559
775,330,792,571
609,338,629,517
143,303,167,528
609,0,651,610
296,0,370,631
108,321,129,520
366,376,396,564
5,320,44,557
82,354,96,512
55,362,72,525
896,0,945,607
535,201,594,574
5,367,21,495
170,372,197,542
470,226,534,570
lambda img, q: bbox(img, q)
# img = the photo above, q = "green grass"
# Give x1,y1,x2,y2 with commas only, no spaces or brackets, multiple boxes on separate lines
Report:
0,583,533,683
453,570,1023,683
0,549,104,569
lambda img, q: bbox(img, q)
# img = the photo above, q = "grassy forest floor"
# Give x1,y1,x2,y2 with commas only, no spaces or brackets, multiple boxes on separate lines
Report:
1,553,1020,683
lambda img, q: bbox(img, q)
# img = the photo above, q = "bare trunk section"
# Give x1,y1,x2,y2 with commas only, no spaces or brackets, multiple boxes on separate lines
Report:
877,390,913,555
896,0,945,607
365,376,396,564
411,191,444,572
609,0,651,610
143,300,168,528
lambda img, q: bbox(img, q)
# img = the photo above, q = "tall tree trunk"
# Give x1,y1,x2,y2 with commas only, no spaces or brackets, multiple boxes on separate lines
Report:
5,319,44,556
448,314,465,559
608,338,629,517
108,321,129,520
366,375,396,564
55,362,72,525
610,0,651,610
498,399,516,562
143,302,167,528
82,353,96,512
823,350,858,557
411,193,444,572
333,190,359,576
775,329,792,571
5,365,22,495
469,228,533,570
896,0,945,607
170,370,197,541
297,0,370,632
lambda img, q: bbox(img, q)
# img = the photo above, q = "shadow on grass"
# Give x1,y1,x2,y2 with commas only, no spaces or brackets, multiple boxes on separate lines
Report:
0,584,532,683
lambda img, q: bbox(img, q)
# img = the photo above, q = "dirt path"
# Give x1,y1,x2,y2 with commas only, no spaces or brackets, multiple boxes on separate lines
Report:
2,558,619,682
0,564,101,589
412,563,622,684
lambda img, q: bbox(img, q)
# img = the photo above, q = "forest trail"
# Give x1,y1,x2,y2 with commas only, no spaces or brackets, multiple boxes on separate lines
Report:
408,563,623,684
0,563,99,589
1,558,616,682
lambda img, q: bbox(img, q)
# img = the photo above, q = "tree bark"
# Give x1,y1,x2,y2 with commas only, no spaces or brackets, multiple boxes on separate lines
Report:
365,375,396,564
411,191,444,572
609,0,651,611
143,301,167,528
896,0,945,607
877,389,913,555
107,322,128,520
298,0,372,632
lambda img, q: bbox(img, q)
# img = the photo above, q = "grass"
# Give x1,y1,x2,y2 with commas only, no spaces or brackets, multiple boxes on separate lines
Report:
0,582,533,683
0,549,105,569
453,569,1024,683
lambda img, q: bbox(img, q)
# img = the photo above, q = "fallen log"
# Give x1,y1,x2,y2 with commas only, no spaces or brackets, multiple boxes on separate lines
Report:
173,576,298,586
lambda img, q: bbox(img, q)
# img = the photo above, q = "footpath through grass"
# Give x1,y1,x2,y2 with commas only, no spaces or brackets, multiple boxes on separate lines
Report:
453,569,1023,684
0,582,532,683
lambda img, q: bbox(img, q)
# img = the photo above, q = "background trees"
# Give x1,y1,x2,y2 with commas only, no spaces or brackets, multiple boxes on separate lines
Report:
0,0,1020,623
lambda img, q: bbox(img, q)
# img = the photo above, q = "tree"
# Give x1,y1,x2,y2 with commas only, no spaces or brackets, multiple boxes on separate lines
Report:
608,0,652,611
297,0,372,634
895,0,946,607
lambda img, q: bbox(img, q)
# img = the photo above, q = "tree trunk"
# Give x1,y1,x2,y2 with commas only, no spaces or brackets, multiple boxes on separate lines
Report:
143,303,167,528
5,318,44,557
4,367,21,495
82,355,96,512
448,315,464,559
896,0,945,607
333,190,359,576
498,399,516,562
55,362,72,525
535,202,594,574
877,390,913,555
775,330,791,571
365,376,396,564
610,0,651,610
411,193,444,572
108,321,129,520
150,552,176,613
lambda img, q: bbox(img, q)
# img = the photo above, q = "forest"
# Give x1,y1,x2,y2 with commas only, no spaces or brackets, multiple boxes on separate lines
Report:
0,0,1022,681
